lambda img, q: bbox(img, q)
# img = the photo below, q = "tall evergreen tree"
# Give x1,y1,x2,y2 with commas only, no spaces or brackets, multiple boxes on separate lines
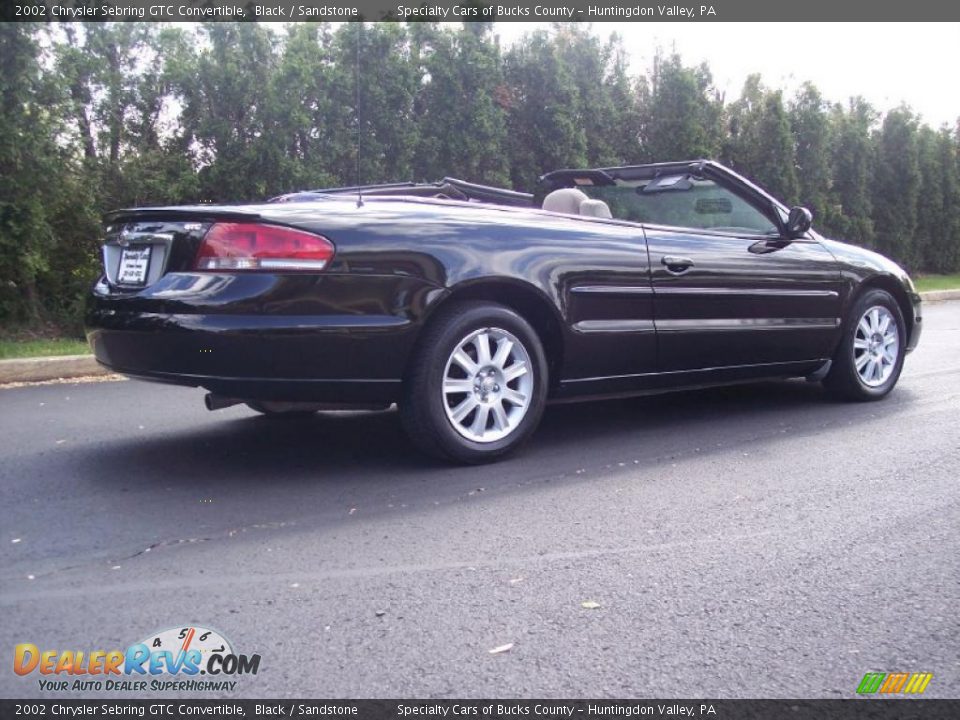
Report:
600,37,642,165
915,126,943,271
503,30,587,190
0,24,59,321
639,52,722,163
827,98,876,246
171,23,278,201
941,127,960,271
790,83,833,226
268,23,341,192
915,127,960,272
725,76,798,202
872,106,921,267
326,23,420,187
413,23,509,185
1,24,99,325
553,27,639,167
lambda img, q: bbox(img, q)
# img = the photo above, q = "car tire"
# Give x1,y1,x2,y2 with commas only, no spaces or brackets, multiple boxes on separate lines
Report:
400,301,549,464
824,288,906,401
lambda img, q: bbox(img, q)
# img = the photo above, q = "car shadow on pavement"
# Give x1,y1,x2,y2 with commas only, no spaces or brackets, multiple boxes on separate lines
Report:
62,378,924,545
74,378,901,491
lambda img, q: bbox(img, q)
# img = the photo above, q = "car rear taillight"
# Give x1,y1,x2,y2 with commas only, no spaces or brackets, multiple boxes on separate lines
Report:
193,223,335,271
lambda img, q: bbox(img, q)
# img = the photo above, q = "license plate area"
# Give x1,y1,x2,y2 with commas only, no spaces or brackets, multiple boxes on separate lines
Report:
117,246,152,286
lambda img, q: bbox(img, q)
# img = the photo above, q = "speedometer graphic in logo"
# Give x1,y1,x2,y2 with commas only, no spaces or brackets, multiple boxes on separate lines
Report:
137,626,233,670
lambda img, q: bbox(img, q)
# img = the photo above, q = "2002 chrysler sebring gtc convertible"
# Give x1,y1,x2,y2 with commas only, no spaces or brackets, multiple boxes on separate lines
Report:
87,160,922,463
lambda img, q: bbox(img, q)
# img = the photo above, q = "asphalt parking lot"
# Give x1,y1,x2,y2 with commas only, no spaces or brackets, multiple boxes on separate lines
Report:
1,302,957,699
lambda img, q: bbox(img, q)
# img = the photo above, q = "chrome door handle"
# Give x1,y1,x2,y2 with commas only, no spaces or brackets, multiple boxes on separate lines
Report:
661,256,694,273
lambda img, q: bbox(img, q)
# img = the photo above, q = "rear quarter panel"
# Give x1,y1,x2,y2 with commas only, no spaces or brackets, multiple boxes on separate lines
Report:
257,199,658,381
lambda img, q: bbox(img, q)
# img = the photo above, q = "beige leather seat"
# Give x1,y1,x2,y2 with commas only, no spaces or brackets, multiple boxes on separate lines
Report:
542,188,612,219
579,198,612,219
542,188,589,214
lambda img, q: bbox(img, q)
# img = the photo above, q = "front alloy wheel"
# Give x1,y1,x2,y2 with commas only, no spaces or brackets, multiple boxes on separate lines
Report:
853,306,900,388
825,288,906,401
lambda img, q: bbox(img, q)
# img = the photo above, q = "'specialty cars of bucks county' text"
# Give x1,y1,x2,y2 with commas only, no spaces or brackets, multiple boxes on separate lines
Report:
86,160,922,463
391,6,719,21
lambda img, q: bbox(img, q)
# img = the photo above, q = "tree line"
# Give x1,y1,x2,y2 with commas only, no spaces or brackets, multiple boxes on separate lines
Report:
2,22,959,333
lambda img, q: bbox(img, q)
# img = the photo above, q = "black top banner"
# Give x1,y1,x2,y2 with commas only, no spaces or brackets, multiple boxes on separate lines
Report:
5,0,960,22
1,701,960,720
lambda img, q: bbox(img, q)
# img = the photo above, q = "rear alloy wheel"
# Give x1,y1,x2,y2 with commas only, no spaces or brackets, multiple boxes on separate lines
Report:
401,302,548,463
442,327,535,444
824,288,906,401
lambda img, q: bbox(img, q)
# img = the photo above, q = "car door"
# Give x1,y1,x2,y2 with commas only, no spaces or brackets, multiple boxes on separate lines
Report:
558,221,658,384
642,181,842,372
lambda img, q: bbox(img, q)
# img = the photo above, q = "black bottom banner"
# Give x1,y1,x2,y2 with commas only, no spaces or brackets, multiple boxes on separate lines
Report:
2,700,960,720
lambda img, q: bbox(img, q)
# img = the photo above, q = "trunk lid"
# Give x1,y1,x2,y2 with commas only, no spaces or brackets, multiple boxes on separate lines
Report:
101,207,262,289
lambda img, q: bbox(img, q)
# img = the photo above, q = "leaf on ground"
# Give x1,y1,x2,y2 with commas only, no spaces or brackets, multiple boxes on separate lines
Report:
488,643,514,655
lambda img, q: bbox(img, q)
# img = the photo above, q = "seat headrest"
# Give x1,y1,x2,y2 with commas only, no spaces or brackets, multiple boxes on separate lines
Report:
579,199,612,219
542,188,589,215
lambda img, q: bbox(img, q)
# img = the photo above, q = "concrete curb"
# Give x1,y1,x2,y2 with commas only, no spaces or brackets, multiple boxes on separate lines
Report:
1,290,958,384
0,354,109,384
919,288,960,303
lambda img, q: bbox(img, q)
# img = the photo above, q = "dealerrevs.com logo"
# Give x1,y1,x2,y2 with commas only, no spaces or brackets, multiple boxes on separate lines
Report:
14,626,261,693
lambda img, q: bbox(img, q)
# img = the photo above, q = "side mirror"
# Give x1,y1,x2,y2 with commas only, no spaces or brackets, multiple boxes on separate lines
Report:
786,206,813,239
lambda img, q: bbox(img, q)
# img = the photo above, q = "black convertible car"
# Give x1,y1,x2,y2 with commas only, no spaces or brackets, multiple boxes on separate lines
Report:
86,160,922,463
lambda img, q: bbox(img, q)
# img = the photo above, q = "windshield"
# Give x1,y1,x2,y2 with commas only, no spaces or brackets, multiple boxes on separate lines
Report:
579,177,779,235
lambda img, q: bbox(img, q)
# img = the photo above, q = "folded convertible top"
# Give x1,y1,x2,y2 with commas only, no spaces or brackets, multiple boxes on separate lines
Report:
269,177,534,208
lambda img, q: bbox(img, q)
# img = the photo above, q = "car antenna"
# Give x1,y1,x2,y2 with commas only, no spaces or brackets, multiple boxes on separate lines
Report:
355,20,364,208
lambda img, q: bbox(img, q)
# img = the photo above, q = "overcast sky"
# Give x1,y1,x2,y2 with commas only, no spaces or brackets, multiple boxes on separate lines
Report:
489,22,960,128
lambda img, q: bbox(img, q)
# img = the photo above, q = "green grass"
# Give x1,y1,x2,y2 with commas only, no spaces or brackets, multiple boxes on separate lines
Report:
915,273,960,293
0,338,91,360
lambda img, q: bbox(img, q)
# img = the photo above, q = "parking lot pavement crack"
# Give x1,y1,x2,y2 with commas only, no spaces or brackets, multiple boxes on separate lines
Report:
1,528,777,601
6,520,298,583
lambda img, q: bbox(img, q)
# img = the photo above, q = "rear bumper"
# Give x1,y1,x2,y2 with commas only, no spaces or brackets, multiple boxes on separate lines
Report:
85,272,434,403
86,313,410,403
